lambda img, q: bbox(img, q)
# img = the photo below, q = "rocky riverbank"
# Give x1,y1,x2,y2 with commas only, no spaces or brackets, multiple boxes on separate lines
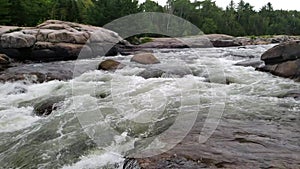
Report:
1,20,300,64
133,34,300,49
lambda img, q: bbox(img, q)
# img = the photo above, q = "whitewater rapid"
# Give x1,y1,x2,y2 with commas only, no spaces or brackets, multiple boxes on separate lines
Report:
0,45,299,168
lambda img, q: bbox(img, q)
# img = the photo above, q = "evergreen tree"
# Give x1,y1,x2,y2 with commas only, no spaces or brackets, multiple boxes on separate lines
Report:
139,0,164,12
0,0,10,25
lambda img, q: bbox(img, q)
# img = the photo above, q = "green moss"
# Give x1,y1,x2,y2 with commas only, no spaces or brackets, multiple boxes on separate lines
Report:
140,37,153,44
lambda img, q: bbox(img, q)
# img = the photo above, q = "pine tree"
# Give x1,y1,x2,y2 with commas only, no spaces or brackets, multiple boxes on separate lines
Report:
0,0,10,25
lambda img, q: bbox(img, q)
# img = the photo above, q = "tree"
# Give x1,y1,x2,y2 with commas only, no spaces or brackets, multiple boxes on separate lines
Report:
8,0,52,26
166,0,195,20
139,0,164,12
0,0,10,25
236,0,255,35
50,0,94,23
86,0,140,26
223,0,245,36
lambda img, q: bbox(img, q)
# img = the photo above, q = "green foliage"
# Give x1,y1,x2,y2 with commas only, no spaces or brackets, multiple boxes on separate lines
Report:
139,0,164,12
140,37,153,44
2,0,300,36
86,0,140,26
0,0,11,25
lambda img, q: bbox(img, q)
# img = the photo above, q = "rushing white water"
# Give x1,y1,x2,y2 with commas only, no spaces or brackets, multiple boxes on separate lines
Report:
0,45,299,168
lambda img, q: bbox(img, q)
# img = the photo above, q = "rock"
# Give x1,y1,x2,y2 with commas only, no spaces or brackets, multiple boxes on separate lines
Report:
211,40,241,47
258,41,300,80
180,36,213,48
204,34,235,40
98,59,124,71
138,38,189,48
0,53,11,71
1,31,36,48
261,41,300,64
7,86,28,95
0,60,98,83
137,64,192,79
137,69,165,79
234,60,264,68
0,20,124,61
33,95,66,116
257,60,300,79
47,30,89,44
0,53,10,64
278,90,300,100
131,53,160,64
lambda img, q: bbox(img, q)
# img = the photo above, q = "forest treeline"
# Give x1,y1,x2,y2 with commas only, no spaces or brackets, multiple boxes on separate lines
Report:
0,0,300,36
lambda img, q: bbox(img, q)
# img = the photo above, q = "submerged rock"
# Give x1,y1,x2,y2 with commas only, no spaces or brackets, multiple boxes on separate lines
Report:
137,68,165,79
137,64,192,79
234,60,264,68
33,95,66,116
258,41,300,80
131,53,160,64
98,59,124,71
278,90,300,100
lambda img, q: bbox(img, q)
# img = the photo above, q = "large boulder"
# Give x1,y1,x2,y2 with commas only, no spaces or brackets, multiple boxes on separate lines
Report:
261,41,300,64
0,20,124,62
131,53,160,64
257,41,300,80
1,31,36,48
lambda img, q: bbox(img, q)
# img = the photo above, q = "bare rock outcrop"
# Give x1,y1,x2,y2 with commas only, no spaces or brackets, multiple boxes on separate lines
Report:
0,20,124,62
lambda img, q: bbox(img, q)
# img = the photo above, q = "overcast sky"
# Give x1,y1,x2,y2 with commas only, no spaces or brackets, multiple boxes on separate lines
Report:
139,0,300,11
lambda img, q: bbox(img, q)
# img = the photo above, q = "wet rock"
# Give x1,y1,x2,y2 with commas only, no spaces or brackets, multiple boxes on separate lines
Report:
234,60,264,68
257,58,300,79
131,53,160,64
33,95,66,116
261,41,300,64
258,41,300,80
0,60,98,83
0,53,12,71
7,86,27,95
137,64,192,79
0,53,10,64
98,59,124,71
123,159,141,169
137,69,165,79
278,90,300,100
134,119,300,168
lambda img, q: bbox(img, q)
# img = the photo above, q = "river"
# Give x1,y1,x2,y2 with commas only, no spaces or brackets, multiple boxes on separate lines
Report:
0,45,299,168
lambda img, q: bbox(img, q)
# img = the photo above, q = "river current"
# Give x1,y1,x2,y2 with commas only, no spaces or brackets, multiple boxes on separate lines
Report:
0,45,299,168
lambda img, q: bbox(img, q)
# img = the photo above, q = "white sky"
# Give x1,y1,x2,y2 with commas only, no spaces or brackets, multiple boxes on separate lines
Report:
139,0,300,11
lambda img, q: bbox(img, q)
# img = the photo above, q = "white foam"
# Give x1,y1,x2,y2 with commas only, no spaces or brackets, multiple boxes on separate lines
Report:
0,106,40,132
62,152,124,169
